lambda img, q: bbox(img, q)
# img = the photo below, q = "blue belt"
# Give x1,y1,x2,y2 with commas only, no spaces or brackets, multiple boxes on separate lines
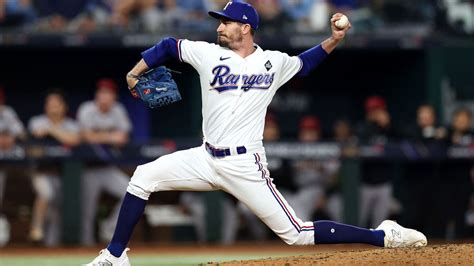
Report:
205,142,247,158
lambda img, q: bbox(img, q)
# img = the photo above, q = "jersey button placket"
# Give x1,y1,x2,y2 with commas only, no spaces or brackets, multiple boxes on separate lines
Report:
231,62,247,114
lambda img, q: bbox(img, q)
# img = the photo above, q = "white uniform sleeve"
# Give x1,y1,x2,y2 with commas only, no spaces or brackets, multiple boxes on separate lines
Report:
275,52,303,88
178,39,213,72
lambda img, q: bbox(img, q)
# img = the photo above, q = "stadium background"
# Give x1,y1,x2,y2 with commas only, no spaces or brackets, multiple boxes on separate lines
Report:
0,0,473,265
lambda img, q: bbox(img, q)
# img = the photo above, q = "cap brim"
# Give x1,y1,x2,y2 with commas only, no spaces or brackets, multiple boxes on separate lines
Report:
209,11,232,21
208,11,242,24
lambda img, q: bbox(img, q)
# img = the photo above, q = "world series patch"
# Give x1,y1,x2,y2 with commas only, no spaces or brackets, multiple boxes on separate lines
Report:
265,60,272,71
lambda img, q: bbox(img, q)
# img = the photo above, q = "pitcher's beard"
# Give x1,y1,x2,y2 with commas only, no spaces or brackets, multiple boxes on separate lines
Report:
217,37,230,48
217,35,243,49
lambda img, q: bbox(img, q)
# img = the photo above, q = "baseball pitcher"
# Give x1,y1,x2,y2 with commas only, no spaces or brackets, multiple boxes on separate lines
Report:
85,2,427,265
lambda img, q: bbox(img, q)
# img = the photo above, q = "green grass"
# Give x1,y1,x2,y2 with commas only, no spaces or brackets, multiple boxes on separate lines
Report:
0,252,309,266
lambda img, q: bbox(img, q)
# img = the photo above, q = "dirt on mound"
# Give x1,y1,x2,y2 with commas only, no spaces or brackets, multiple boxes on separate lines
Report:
208,244,474,265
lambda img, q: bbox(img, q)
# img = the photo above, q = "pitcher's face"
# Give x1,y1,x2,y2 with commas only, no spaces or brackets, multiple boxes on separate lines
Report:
217,19,244,49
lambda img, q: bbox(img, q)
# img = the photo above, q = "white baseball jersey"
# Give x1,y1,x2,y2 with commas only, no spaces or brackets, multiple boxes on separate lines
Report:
127,40,316,246
178,40,302,146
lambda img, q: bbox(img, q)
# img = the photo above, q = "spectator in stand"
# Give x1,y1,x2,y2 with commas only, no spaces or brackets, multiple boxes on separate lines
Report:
35,0,89,32
87,0,214,32
0,0,36,28
280,0,313,21
357,96,397,228
151,0,192,32
279,0,314,31
439,107,473,238
77,78,132,246
175,0,214,31
69,0,159,32
0,86,26,215
67,0,116,32
89,0,215,33
134,0,163,32
248,0,290,33
28,89,80,246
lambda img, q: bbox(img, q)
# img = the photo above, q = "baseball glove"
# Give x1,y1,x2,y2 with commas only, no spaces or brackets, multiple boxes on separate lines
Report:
130,66,181,109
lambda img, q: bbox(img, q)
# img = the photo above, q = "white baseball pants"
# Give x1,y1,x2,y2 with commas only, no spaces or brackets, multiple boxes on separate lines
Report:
127,144,315,245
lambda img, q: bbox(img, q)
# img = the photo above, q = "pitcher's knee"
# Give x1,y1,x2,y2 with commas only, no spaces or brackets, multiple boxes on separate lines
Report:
127,164,155,200
127,156,173,200
281,231,314,245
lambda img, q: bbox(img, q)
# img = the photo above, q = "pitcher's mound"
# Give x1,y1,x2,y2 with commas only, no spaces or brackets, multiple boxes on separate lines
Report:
209,244,474,265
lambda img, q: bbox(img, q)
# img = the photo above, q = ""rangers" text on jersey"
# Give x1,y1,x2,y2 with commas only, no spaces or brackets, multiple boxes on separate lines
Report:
210,65,275,92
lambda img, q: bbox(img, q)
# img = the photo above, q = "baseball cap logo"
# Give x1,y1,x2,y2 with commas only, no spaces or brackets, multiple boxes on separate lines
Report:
223,2,232,10
209,1,260,30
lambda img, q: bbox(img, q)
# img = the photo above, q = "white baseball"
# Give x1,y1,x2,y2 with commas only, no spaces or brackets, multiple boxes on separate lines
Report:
335,15,349,29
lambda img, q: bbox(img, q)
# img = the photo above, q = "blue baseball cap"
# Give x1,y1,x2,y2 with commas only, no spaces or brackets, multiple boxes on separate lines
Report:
209,1,259,30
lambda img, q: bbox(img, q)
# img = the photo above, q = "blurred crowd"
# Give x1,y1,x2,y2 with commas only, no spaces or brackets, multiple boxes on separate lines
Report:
1,0,474,34
0,78,473,246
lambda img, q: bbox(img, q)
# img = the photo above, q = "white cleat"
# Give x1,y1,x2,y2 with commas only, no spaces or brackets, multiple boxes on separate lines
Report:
83,248,131,266
376,220,427,248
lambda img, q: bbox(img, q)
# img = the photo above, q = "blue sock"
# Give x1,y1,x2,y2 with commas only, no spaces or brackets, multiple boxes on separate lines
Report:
107,192,146,257
314,220,385,247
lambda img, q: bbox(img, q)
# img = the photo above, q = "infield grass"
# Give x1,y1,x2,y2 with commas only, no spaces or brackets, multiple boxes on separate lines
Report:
0,252,313,266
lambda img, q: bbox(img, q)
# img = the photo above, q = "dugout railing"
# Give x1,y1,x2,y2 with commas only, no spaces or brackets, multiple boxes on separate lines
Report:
0,139,472,243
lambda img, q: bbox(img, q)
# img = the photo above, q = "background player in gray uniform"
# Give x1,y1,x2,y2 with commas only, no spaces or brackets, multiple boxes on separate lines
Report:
86,2,426,265
0,86,26,221
0,86,26,247
28,89,81,246
77,78,132,246
286,116,342,222
357,96,397,228
179,191,247,244
0,87,25,142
